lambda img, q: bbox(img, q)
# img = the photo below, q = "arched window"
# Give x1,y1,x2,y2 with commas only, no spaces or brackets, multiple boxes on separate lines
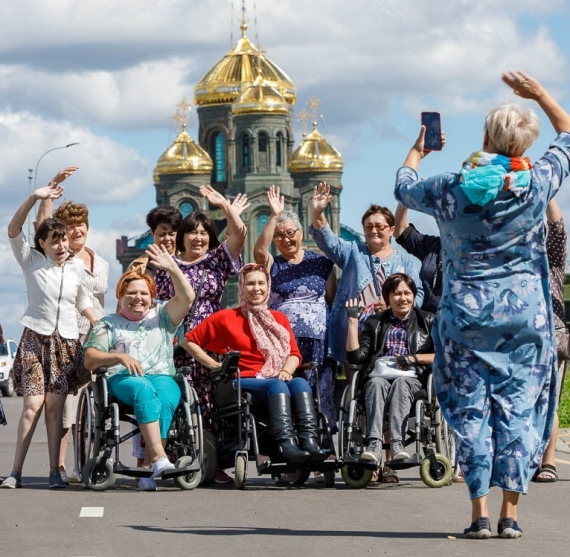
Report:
212,132,226,183
242,135,250,171
276,132,283,167
179,200,195,218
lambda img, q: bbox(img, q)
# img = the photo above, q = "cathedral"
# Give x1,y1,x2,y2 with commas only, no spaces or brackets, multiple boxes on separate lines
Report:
116,16,361,304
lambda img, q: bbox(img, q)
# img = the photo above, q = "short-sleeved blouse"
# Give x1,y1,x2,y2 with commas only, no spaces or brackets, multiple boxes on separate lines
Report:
84,304,178,378
154,241,241,328
269,250,334,340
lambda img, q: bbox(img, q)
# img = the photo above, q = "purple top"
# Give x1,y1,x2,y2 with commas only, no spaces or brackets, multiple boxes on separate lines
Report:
155,241,241,329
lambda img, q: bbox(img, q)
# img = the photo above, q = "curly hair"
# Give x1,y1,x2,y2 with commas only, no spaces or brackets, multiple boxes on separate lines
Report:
146,205,182,232
115,270,157,300
53,200,89,228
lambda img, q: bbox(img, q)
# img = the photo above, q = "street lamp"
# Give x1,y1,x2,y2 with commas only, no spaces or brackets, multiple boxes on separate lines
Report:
28,142,80,237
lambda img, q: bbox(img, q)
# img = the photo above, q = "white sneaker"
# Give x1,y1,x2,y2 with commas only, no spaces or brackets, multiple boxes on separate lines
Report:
361,438,382,464
151,457,175,479
138,477,157,491
69,469,80,484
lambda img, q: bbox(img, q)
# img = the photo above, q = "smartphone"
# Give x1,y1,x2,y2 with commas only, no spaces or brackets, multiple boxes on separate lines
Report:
421,111,443,151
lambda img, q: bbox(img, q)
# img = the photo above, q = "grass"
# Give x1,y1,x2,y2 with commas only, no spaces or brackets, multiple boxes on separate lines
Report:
558,367,570,427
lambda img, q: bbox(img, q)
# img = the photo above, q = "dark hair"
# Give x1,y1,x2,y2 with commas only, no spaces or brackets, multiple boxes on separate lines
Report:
175,212,220,254
361,204,395,227
381,273,417,302
146,205,182,233
34,218,67,256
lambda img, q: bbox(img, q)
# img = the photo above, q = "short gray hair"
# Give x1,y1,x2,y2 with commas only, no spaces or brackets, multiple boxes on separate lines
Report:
484,103,540,156
276,209,302,230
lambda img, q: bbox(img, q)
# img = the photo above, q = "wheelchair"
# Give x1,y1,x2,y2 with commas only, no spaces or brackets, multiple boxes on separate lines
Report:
338,365,458,488
201,351,340,489
74,367,204,491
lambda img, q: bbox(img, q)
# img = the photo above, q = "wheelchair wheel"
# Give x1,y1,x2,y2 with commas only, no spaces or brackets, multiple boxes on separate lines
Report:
234,453,247,490
324,470,336,488
420,453,453,488
341,464,373,489
75,386,99,482
434,406,460,482
290,468,311,486
81,457,116,491
200,430,218,486
174,455,202,490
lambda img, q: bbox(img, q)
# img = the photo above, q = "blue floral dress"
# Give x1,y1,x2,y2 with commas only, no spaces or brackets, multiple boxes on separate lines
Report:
270,250,337,429
395,133,570,499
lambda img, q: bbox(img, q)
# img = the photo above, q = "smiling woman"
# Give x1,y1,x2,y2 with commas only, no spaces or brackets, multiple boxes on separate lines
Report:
1,166,99,490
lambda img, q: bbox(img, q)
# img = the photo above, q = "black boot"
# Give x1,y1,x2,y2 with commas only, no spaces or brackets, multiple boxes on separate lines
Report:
268,394,311,463
292,391,327,461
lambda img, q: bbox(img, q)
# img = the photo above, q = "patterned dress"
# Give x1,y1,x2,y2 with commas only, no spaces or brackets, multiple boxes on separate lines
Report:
269,251,337,429
155,241,241,424
395,133,570,499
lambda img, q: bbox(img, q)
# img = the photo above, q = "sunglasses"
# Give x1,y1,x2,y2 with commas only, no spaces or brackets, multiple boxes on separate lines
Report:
241,263,269,275
364,223,391,232
273,228,300,241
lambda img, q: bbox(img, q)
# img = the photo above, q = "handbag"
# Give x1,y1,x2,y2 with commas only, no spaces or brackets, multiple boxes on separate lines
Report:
368,356,418,380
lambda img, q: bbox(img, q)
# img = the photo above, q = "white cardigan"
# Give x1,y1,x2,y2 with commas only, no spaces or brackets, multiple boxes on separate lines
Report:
10,230,93,339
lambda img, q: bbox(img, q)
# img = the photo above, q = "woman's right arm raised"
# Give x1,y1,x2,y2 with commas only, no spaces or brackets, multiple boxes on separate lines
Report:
8,166,77,238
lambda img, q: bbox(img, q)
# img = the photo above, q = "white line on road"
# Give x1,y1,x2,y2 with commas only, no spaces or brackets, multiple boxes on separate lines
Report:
79,507,104,517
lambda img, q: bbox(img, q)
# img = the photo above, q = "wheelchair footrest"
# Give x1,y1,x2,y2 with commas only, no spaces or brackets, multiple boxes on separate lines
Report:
113,462,153,478
161,463,200,479
342,454,379,470
385,453,422,470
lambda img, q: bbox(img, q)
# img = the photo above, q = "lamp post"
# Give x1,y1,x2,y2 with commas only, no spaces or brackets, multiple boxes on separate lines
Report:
28,142,80,237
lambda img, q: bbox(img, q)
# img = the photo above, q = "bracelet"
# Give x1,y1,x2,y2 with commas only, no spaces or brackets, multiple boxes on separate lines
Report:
281,369,292,376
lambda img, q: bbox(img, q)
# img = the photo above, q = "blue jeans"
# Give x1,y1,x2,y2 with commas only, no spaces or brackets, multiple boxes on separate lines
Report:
239,377,311,407
108,373,181,438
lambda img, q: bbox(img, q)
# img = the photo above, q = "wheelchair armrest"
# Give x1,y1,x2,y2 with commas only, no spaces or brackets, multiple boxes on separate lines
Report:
211,351,241,382
93,367,108,376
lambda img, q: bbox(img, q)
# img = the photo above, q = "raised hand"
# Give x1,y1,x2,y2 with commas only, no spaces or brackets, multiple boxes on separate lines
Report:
312,182,332,214
145,243,176,272
51,166,79,185
345,298,364,320
501,71,544,101
267,185,285,217
199,184,227,208
230,193,251,216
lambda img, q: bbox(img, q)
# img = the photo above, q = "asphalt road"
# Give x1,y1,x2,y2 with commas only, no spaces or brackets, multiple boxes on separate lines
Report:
0,395,569,557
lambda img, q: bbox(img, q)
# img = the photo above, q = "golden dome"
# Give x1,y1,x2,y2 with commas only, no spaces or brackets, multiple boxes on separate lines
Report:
232,74,289,115
154,125,213,182
289,122,344,174
194,22,296,106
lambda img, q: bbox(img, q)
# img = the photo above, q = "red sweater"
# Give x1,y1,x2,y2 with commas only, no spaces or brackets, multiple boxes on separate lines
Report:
185,308,302,378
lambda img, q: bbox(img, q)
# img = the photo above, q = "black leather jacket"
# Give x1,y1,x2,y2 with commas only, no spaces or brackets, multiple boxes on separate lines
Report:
346,308,435,386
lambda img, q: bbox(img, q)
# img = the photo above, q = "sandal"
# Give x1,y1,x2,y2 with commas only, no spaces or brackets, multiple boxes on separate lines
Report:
535,464,558,483
381,466,399,484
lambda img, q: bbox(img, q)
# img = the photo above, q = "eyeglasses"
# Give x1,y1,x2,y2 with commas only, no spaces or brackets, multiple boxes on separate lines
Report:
241,263,268,275
273,228,300,241
364,223,391,232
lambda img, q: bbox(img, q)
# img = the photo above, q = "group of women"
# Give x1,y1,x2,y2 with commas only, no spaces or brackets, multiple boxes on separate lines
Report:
1,69,569,541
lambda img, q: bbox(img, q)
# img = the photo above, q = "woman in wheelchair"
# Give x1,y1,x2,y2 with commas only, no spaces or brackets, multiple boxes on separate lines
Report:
84,244,195,490
346,273,434,481
184,263,325,464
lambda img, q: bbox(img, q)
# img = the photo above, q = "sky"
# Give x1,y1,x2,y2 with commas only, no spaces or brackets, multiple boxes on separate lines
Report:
1,0,570,341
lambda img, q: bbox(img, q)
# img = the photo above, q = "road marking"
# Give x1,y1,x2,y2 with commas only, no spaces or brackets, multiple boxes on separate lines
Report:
554,458,570,465
79,507,104,518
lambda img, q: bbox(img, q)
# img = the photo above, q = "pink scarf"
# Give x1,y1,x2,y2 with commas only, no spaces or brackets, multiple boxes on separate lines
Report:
238,271,291,379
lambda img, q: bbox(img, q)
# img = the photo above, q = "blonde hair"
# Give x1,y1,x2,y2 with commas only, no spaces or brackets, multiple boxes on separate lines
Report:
484,103,540,157
53,200,89,228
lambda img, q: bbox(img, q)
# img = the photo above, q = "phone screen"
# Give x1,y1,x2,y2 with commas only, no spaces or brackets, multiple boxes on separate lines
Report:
421,112,442,151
